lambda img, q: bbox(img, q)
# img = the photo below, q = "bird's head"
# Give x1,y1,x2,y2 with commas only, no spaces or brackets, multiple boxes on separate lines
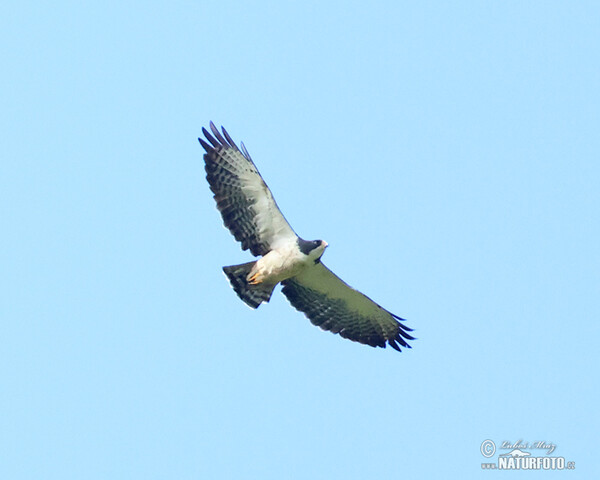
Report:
310,239,328,263
297,238,328,262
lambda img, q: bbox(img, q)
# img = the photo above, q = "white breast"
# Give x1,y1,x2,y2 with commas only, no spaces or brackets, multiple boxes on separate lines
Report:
253,240,309,284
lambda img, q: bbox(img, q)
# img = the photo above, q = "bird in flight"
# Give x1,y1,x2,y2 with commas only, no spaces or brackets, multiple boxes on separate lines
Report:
199,122,414,351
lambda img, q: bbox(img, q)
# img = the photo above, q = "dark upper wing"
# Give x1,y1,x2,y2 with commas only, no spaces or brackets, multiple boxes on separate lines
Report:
199,122,297,257
281,262,414,351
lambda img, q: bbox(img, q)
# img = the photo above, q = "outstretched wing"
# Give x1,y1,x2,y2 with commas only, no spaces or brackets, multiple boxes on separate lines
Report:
281,263,414,351
199,122,297,256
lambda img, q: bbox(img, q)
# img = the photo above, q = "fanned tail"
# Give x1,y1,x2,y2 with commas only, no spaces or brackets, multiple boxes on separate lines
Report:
222,262,276,309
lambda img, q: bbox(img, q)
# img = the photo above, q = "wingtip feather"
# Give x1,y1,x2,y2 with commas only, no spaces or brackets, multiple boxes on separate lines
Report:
210,122,230,147
198,137,212,152
240,141,252,160
202,127,221,148
221,127,239,150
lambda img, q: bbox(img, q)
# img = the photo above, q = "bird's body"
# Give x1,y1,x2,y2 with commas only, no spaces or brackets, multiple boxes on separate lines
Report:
199,122,414,352
247,238,327,286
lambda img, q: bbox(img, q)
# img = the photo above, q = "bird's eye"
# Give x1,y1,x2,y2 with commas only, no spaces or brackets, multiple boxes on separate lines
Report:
314,241,320,246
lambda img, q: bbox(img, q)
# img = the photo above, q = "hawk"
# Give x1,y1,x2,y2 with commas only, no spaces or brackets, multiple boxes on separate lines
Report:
199,122,414,351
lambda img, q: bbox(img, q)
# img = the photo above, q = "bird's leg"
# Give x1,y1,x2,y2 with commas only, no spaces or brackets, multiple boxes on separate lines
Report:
248,272,262,285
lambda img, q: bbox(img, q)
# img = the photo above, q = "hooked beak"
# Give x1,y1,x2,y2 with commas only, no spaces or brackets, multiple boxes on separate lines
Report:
322,240,329,248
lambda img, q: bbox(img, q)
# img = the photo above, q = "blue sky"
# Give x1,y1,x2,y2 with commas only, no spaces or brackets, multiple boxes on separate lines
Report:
1,1,598,478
